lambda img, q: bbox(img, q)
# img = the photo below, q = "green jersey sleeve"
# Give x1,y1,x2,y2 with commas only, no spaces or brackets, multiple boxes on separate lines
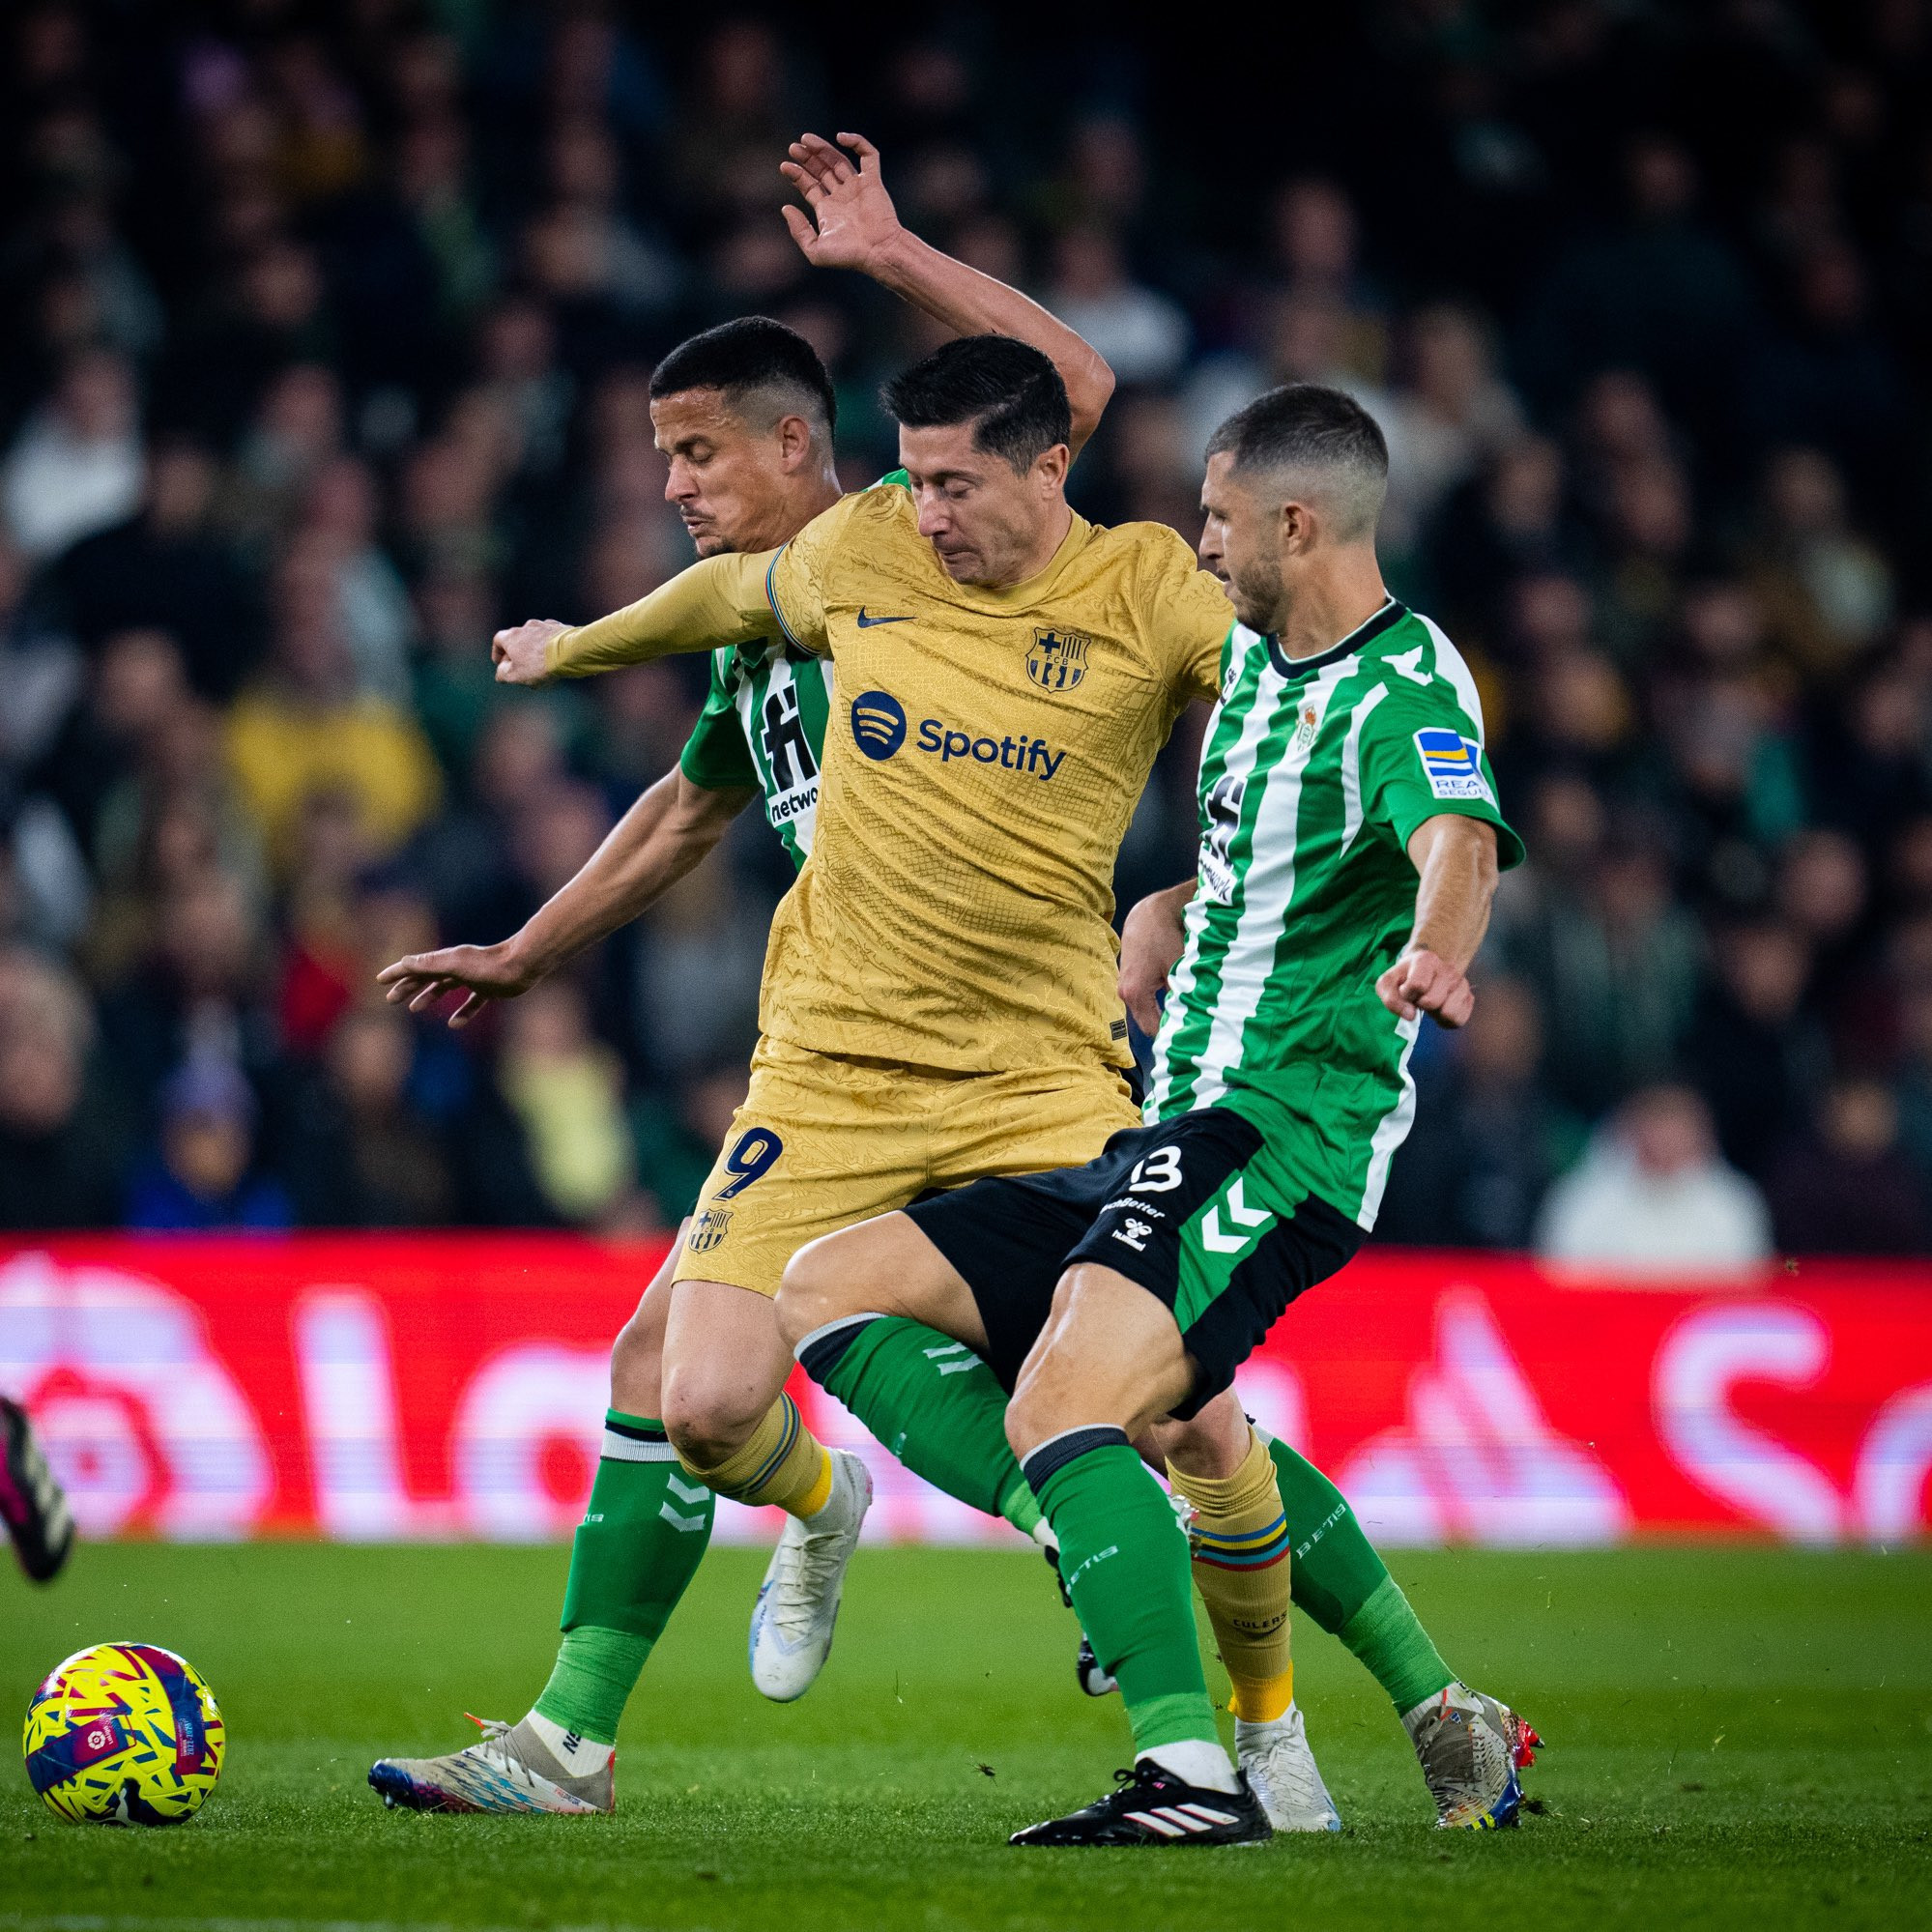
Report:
1357,682,1525,870
678,648,760,792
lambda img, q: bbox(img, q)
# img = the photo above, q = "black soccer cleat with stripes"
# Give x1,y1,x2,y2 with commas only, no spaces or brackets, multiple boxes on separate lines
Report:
0,1396,74,1584
1010,1762,1273,1847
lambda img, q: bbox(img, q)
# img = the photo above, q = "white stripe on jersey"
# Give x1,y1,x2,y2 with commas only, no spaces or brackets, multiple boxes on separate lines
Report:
1357,1013,1421,1227
1184,656,1358,1113
1146,629,1281,1118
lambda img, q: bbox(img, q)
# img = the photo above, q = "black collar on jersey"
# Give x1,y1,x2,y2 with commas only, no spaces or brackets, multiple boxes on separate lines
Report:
1265,596,1407,679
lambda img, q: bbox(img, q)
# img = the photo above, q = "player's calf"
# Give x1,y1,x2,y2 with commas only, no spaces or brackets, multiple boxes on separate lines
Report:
1002,1264,1196,1459
606,1276,671,1418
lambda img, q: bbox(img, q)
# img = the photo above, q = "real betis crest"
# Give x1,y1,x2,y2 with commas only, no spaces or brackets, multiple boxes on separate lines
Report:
1294,701,1322,750
1026,627,1090,693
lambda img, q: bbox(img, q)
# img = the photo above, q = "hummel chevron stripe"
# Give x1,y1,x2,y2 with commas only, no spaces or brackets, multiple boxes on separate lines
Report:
1200,1177,1275,1255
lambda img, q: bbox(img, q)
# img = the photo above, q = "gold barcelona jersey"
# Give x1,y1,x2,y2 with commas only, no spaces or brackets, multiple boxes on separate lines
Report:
550,481,1232,1074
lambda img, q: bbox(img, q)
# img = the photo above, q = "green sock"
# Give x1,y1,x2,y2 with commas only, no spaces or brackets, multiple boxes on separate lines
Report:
532,1413,714,1745
1031,1432,1218,1754
1262,1431,1454,1710
800,1316,1041,1535
1341,1575,1457,1714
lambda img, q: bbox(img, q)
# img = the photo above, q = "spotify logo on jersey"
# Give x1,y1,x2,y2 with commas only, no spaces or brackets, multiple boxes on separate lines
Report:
849,689,1066,782
851,690,908,759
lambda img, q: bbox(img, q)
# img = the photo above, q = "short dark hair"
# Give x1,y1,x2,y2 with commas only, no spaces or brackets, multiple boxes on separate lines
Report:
649,316,836,435
1206,383,1388,538
881,334,1071,471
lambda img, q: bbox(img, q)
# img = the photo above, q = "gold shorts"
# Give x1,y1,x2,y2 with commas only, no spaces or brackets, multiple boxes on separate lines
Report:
670,1035,1141,1298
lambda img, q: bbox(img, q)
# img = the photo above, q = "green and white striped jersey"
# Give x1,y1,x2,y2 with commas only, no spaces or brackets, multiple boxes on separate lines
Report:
673,472,910,870
678,638,831,869
1146,598,1523,1230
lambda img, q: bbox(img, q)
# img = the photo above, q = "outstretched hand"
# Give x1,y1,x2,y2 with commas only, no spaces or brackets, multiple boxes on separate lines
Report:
780,131,903,274
1375,947,1476,1028
376,942,539,1029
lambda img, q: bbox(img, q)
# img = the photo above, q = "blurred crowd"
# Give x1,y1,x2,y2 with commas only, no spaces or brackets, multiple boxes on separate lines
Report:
0,1,1928,1261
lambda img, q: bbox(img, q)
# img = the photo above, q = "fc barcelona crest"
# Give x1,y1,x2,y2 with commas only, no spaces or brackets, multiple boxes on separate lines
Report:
687,1206,734,1253
1026,627,1090,693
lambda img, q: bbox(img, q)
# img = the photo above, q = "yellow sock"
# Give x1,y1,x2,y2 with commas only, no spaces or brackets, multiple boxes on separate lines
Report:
679,1395,832,1518
1168,1427,1294,1722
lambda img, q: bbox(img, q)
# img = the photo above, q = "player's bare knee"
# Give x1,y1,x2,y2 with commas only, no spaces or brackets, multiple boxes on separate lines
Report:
608,1312,664,1416
660,1373,763,1468
1005,1295,1083,1459
1003,1384,1050,1463
775,1231,849,1348
1156,1396,1251,1482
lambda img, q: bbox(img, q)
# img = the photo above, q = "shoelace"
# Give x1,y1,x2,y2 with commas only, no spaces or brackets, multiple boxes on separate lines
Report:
767,1511,852,1645
1249,1726,1327,1808
459,1713,539,1786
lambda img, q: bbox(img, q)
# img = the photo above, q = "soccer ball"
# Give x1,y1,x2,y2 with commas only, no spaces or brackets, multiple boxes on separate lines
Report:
22,1641,224,1826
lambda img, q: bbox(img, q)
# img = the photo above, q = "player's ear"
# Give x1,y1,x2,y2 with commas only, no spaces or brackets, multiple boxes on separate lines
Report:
1283,496,1323,557
1033,443,1071,494
773,413,815,471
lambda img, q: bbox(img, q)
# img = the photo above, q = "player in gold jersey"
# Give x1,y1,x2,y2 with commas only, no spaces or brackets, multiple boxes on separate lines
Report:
497,337,1233,1300
491,332,1348,1827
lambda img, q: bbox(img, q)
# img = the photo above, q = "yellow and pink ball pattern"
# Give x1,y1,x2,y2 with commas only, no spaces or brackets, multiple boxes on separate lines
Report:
22,1641,224,1825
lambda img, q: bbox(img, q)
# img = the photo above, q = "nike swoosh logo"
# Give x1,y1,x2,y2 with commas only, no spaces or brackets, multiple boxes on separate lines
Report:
855,608,912,627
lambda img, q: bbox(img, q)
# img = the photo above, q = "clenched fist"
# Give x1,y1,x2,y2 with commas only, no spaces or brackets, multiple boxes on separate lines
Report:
493,619,570,685
1375,947,1476,1028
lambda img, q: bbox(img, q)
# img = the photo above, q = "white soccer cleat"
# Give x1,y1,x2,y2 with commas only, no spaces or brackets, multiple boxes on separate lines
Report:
748,1447,874,1702
1235,1704,1342,1832
367,1715,612,1814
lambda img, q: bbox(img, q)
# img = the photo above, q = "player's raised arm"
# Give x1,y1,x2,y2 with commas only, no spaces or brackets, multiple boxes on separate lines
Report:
377,767,755,1025
493,547,783,685
1375,814,1501,1029
781,131,1115,457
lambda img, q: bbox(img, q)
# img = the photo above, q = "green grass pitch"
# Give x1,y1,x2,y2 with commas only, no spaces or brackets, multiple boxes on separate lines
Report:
3,1541,1929,1931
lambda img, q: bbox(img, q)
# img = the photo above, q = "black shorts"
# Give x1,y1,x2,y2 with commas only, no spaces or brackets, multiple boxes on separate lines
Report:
906,1109,1362,1421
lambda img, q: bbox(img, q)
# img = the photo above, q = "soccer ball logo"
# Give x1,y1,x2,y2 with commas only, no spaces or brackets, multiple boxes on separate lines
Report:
22,1641,224,1825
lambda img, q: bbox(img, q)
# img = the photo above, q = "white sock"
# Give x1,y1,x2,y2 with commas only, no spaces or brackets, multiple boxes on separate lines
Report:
523,1710,614,1775
1139,1740,1239,1793
1028,1518,1058,1552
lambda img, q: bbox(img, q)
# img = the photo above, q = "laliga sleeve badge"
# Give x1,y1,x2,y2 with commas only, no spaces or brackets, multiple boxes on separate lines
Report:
1414,728,1491,802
